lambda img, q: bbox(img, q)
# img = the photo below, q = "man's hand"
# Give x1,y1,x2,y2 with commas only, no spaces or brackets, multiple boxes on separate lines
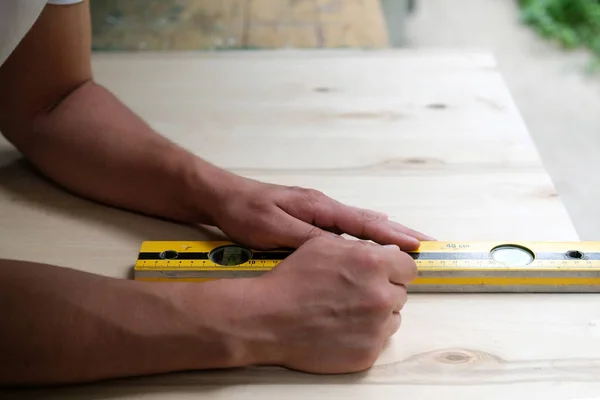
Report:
0,236,416,386
240,236,418,373
209,176,433,251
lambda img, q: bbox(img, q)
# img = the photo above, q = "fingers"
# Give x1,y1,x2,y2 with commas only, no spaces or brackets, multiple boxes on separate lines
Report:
277,186,435,249
385,253,410,341
319,201,432,251
347,205,388,220
385,282,407,339
392,285,408,313
359,219,422,251
386,220,436,241
354,242,415,294
334,201,435,241
270,208,341,248
381,244,418,285
383,312,402,338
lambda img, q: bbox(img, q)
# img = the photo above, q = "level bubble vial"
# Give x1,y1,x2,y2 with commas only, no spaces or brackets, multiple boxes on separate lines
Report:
209,244,252,266
160,250,179,259
490,244,535,266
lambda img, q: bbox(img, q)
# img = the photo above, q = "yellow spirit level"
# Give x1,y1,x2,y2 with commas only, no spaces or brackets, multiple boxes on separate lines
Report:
133,241,600,292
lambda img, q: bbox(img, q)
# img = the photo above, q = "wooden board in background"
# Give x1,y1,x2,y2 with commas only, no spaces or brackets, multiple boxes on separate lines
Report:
90,0,389,50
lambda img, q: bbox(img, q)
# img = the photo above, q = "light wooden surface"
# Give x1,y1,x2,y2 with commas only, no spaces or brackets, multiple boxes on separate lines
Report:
90,0,389,50
2,50,600,399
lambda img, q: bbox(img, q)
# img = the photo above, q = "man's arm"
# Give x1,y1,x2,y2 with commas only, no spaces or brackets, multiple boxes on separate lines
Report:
0,1,229,225
0,259,259,386
0,0,432,251
0,1,258,386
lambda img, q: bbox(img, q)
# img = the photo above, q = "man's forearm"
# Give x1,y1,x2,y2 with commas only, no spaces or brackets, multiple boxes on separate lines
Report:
0,259,261,386
10,80,235,225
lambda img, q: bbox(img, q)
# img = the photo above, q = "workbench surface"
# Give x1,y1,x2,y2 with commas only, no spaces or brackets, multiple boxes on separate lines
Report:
2,50,598,399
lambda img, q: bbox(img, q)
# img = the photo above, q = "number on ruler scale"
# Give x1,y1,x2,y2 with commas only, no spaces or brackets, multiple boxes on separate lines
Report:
445,243,470,249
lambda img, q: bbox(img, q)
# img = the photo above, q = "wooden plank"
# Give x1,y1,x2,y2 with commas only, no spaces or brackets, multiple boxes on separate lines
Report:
245,0,320,48
90,0,389,50
90,0,246,50
316,0,390,47
1,50,593,399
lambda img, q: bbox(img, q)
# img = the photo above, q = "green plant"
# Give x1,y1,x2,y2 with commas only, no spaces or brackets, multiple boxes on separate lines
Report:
518,0,600,63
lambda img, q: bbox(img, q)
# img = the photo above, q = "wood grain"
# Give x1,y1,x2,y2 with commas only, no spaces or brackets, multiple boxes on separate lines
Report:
90,0,247,50
89,0,389,50
1,50,595,399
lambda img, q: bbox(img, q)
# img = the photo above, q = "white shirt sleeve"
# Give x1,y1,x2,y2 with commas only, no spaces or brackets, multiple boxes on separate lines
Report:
0,0,83,67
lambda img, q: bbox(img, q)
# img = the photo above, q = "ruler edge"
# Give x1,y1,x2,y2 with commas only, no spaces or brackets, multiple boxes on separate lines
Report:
132,240,600,273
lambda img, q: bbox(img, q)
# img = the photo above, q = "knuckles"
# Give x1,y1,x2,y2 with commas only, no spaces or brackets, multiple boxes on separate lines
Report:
351,245,383,270
396,288,408,312
302,226,325,244
362,286,396,315
305,235,335,249
291,186,325,198
287,187,328,220
290,186,327,207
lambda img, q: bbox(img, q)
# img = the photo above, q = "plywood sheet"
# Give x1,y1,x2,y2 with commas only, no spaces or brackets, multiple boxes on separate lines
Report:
0,50,592,399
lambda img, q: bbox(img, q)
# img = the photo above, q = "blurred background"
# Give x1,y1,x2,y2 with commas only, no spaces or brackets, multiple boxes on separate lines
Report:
90,0,600,240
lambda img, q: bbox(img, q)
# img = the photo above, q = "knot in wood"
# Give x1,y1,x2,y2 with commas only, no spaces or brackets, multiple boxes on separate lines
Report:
438,351,472,364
